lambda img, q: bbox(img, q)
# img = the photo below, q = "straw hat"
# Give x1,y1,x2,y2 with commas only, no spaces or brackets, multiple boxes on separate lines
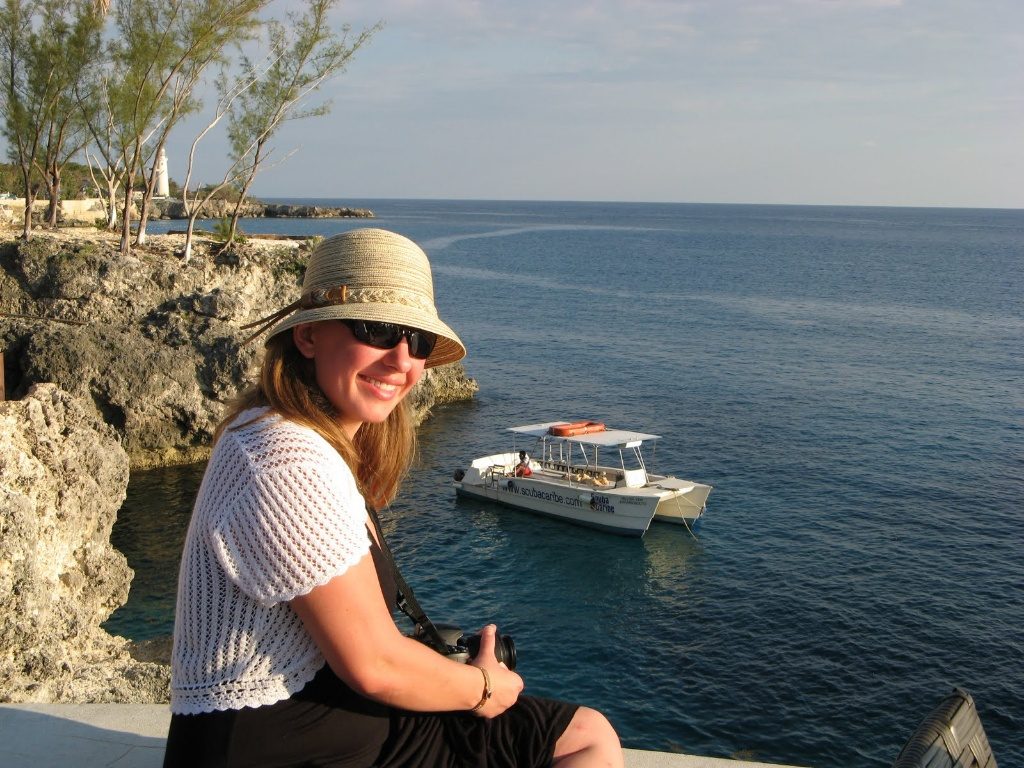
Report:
242,228,466,368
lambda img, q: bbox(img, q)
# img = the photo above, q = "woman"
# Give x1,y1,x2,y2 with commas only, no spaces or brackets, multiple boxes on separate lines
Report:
164,229,623,768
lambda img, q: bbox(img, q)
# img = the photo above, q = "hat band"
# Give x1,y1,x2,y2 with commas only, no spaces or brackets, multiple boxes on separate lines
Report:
303,285,436,315
240,284,437,345
301,285,348,308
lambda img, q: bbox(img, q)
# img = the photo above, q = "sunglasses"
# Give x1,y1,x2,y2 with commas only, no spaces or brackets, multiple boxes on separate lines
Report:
341,319,437,360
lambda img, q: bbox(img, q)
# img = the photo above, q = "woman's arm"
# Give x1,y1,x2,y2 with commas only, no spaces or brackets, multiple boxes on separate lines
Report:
290,551,523,718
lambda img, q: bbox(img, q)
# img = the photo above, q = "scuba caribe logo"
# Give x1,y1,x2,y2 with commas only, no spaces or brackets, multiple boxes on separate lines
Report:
505,480,617,514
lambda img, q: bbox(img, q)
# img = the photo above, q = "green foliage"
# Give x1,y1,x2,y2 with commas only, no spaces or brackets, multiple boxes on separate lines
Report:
227,0,380,167
278,252,307,279
212,217,246,245
0,0,376,248
0,160,177,200
0,163,23,194
0,0,105,230
195,183,242,203
0,161,107,197
111,0,269,138
223,0,380,229
66,241,101,261
107,0,271,251
276,237,319,279
0,0,34,152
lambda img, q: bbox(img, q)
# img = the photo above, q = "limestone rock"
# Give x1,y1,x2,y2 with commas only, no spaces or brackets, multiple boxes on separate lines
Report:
410,364,480,415
0,384,170,703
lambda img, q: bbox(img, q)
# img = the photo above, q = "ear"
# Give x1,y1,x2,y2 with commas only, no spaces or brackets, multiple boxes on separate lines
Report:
292,323,317,359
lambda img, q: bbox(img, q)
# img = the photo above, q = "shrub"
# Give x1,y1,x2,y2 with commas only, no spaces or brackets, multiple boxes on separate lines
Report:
212,217,246,245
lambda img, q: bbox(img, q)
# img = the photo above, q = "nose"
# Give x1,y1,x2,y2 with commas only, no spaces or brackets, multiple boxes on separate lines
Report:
382,338,415,371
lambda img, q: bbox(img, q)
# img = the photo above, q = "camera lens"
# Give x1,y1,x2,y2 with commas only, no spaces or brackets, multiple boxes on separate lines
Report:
466,632,517,672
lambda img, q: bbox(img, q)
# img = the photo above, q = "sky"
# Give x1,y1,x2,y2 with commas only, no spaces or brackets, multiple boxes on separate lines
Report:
168,0,1022,208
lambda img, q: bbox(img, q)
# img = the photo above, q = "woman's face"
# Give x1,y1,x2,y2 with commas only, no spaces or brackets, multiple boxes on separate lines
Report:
293,320,425,438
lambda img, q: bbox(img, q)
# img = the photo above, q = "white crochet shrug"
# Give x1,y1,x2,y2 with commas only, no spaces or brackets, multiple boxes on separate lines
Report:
169,408,370,714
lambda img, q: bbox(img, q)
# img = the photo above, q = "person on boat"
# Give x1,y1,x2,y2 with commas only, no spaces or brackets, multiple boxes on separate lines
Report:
515,449,533,477
163,229,622,768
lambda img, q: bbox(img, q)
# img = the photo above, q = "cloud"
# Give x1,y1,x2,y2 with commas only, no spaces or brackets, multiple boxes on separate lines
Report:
170,0,1024,207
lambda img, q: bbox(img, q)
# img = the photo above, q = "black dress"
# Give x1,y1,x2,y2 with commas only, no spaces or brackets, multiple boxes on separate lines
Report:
164,533,578,768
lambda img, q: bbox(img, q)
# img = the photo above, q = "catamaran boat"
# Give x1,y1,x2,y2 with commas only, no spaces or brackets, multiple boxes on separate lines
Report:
453,421,713,537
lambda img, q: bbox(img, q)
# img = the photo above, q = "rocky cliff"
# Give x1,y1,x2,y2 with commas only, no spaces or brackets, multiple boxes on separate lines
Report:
0,384,170,703
0,230,477,468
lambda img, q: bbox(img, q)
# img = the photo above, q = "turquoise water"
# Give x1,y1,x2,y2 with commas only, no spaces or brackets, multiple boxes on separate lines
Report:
118,201,1023,766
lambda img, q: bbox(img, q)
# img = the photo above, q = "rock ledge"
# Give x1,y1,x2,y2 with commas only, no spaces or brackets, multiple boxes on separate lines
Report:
0,384,170,703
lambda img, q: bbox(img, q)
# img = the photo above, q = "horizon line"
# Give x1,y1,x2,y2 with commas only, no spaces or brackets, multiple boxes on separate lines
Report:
251,196,1024,212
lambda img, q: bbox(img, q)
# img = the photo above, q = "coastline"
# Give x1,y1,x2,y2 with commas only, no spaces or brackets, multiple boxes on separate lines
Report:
0,197,375,227
0,224,480,724
0,223,477,708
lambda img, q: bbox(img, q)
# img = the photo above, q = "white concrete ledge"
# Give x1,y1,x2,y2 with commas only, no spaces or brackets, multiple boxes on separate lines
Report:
0,704,806,768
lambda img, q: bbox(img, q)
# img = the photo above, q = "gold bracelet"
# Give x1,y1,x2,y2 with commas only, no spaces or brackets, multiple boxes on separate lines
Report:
469,667,492,712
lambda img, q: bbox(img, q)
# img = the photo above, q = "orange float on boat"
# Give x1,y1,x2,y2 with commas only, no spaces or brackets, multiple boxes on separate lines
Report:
548,421,607,437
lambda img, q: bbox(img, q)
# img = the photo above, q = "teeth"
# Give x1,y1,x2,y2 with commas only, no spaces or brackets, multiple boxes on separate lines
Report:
366,376,399,392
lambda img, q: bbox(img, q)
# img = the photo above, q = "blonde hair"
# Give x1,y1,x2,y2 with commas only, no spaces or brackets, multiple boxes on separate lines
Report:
215,331,416,508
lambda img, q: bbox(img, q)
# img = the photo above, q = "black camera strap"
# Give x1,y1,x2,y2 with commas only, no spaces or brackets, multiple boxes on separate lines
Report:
365,505,450,654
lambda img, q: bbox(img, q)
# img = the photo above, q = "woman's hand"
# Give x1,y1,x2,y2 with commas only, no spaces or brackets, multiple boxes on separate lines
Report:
467,624,524,718
292,554,520,715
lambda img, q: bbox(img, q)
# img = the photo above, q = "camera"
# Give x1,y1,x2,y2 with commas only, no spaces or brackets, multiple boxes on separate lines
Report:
415,623,517,672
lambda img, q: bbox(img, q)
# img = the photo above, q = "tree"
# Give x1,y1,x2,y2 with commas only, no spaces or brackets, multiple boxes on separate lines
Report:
1,0,104,237
222,0,380,246
109,0,269,253
35,1,104,226
79,70,132,229
176,67,261,262
1,0,49,239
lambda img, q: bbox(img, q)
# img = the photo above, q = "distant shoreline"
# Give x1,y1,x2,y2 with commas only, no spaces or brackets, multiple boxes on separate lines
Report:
0,197,375,227
147,198,375,220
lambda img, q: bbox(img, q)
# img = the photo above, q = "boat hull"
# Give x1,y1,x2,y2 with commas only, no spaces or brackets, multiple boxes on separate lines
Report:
649,477,713,526
454,475,657,537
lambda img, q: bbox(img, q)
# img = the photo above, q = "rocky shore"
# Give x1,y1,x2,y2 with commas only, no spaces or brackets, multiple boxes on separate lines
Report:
0,197,375,227
1,384,170,703
147,198,375,220
0,227,477,703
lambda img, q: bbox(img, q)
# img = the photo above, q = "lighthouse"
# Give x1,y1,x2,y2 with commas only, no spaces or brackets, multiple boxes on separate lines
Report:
155,147,170,198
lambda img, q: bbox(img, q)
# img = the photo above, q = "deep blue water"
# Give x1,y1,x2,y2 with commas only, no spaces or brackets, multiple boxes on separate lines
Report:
120,201,1023,766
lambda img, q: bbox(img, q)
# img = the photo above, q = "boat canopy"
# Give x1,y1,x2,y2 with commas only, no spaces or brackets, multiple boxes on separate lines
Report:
508,422,660,449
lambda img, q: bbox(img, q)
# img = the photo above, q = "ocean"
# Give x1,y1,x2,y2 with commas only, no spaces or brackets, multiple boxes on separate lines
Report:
118,200,1023,766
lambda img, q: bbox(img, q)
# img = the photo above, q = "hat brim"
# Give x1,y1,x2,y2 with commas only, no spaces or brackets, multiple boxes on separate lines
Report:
266,303,466,369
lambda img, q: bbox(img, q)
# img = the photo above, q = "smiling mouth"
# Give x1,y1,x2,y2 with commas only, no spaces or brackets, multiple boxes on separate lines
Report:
361,375,401,395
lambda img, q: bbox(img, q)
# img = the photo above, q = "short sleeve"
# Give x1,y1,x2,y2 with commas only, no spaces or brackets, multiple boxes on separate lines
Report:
210,445,370,605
